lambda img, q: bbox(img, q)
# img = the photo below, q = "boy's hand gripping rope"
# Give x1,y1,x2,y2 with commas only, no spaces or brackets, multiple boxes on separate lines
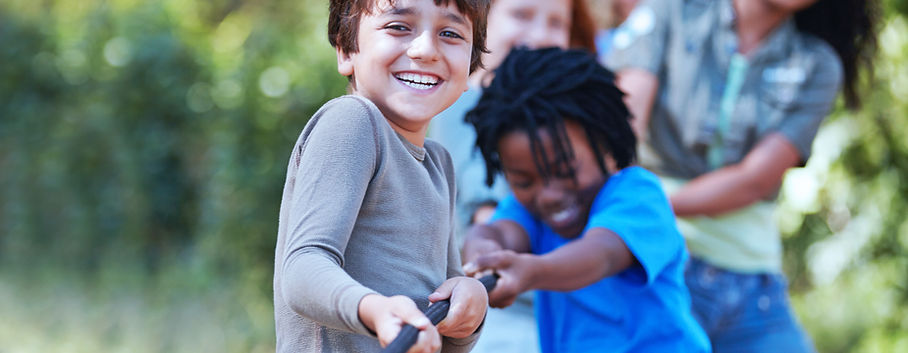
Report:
380,274,498,353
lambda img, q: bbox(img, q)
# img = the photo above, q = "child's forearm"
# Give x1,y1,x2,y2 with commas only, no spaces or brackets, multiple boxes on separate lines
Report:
468,221,530,252
527,227,634,291
281,250,378,335
464,224,506,248
462,222,530,267
671,133,799,217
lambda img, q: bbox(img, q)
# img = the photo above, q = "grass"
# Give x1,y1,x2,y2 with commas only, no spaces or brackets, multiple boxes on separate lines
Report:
3,256,906,353
0,261,275,353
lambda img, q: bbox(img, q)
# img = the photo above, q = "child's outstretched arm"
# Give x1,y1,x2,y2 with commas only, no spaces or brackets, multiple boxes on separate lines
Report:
461,220,529,308
462,220,531,266
465,224,634,308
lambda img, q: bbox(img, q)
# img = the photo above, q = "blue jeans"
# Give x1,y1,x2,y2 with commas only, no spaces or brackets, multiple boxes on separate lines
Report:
685,257,816,353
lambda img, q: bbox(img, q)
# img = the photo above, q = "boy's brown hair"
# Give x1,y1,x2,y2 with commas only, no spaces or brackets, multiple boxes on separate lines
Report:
328,0,490,74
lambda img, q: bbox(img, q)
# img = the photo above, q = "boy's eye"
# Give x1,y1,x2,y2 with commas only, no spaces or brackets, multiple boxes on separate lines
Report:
511,9,533,21
511,181,533,190
507,176,534,190
548,17,567,30
384,23,409,32
440,30,464,40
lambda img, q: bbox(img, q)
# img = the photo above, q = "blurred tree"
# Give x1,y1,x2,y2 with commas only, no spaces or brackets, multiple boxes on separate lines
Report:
778,3,908,351
0,0,347,277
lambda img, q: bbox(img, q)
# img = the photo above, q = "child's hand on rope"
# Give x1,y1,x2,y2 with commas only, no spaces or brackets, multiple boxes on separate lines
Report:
358,294,441,353
462,236,503,275
429,277,489,339
465,249,535,308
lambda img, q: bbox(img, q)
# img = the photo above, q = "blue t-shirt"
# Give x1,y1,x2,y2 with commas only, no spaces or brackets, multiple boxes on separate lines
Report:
491,167,710,352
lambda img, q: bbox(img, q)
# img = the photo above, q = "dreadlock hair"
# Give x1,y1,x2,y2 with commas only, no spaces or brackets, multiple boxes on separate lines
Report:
795,0,878,109
465,47,636,187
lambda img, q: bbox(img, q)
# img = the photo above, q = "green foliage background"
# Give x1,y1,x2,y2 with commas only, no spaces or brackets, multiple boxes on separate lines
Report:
0,0,906,352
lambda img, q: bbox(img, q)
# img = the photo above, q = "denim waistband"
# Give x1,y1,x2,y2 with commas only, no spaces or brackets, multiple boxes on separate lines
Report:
686,256,781,287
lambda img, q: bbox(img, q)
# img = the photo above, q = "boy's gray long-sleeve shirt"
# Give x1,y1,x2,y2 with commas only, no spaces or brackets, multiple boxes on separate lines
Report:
273,95,480,352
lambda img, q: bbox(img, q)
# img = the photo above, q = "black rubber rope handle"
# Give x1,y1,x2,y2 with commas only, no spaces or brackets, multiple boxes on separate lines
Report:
380,274,498,353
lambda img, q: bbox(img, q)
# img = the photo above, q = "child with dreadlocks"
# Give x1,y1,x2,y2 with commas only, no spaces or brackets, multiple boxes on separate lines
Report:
461,47,710,352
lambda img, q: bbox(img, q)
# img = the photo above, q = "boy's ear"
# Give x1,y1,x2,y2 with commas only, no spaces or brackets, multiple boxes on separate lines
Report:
337,47,354,76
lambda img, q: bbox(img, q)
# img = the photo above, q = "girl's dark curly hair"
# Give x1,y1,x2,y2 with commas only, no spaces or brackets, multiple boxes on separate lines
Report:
795,0,878,109
465,47,636,187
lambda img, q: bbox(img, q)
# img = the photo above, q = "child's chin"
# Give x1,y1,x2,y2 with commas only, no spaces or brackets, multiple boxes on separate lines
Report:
552,226,583,240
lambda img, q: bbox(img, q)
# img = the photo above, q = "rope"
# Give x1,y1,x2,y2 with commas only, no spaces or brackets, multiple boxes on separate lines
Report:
381,274,499,353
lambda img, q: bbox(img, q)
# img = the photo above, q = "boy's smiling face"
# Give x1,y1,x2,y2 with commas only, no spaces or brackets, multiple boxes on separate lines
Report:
498,120,615,238
338,0,473,145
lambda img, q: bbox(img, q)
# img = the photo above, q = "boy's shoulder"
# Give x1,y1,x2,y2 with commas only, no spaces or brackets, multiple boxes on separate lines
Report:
304,95,387,138
316,95,383,122
294,95,388,156
604,166,662,194
591,166,671,217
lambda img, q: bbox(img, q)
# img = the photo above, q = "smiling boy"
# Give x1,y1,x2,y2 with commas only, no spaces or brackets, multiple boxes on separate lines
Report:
273,0,490,352
462,48,710,352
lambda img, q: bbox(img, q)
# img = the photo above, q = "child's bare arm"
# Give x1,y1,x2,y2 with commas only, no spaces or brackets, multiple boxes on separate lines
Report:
527,227,634,290
461,219,531,268
358,294,441,353
470,227,634,307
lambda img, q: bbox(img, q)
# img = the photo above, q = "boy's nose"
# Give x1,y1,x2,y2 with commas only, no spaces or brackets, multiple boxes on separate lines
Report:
536,182,567,210
407,31,440,62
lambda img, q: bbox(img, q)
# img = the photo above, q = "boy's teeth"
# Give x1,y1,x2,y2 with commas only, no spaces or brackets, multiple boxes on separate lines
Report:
552,208,571,222
403,81,432,90
395,73,439,87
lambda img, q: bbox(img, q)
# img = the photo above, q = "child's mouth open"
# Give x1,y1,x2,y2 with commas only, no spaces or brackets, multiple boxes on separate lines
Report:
394,72,441,90
545,204,581,235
